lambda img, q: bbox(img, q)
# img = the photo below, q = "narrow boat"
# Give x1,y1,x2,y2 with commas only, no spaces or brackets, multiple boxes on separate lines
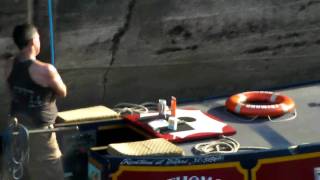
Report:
1,1,320,180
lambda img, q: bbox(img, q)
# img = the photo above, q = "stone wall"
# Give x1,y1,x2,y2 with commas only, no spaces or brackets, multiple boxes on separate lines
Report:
1,0,320,129
0,0,28,128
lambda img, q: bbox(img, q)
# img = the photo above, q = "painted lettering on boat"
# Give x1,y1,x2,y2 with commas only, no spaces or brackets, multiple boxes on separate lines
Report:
167,176,221,180
119,155,224,166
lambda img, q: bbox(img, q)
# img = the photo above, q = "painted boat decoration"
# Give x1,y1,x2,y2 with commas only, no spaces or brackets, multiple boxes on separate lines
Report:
88,143,320,180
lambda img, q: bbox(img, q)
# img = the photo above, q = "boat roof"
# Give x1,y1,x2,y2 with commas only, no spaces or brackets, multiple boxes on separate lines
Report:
178,82,320,155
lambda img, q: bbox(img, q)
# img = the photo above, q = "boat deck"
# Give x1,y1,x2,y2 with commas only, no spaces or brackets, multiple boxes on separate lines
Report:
56,83,320,179
177,83,320,155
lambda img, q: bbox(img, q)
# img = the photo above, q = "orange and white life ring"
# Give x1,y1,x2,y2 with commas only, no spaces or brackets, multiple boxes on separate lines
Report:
225,91,295,117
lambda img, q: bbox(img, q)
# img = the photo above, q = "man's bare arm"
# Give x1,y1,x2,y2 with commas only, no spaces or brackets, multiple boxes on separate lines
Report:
44,64,67,97
29,61,67,97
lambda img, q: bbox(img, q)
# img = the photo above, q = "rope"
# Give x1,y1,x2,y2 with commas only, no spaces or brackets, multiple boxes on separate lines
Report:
227,108,297,122
140,102,158,111
2,122,30,180
193,136,269,155
113,102,158,115
268,109,297,122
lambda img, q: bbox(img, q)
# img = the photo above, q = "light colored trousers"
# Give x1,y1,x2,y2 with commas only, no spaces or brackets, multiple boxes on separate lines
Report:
6,113,64,180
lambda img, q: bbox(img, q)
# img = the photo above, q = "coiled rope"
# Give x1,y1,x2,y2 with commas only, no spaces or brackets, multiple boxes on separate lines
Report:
113,102,158,115
193,136,269,155
229,109,297,122
2,119,29,180
267,109,297,122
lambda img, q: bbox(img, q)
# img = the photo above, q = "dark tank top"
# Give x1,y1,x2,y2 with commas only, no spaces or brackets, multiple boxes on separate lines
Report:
7,59,58,125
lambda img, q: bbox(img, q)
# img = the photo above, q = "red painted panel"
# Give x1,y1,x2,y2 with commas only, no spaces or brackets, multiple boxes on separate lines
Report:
114,167,245,180
255,155,320,180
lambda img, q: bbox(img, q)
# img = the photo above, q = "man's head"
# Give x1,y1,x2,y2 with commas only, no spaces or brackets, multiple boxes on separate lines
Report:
12,24,40,54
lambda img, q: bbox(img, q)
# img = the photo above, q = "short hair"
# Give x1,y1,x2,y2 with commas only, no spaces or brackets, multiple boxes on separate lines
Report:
12,23,38,50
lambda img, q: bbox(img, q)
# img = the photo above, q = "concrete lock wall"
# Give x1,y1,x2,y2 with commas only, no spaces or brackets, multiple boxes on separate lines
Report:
1,0,320,128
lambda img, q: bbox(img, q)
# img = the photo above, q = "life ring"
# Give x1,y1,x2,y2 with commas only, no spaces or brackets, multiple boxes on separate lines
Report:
225,91,295,117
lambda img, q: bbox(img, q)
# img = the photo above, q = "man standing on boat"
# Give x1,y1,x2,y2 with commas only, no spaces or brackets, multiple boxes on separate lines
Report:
5,23,66,180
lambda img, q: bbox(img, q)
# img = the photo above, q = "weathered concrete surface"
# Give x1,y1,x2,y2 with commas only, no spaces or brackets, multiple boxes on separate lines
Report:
1,0,320,129
54,0,130,69
0,0,28,129
107,0,320,104
57,68,105,109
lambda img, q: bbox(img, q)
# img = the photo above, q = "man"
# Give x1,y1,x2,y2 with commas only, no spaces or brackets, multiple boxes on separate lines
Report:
5,23,67,180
